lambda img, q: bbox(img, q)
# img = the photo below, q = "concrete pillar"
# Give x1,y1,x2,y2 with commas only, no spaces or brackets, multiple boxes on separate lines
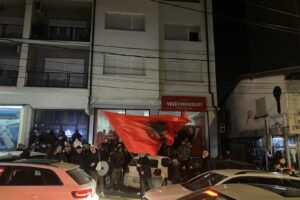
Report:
18,105,33,146
23,0,34,39
17,0,34,87
17,44,29,87
207,110,218,158
88,110,95,144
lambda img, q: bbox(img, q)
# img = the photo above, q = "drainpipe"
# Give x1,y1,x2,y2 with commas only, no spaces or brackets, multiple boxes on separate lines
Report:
204,0,219,156
88,0,96,107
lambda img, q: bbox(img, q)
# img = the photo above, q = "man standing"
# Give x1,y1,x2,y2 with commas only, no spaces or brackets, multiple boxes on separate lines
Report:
87,145,105,198
177,137,192,172
137,152,152,195
110,147,124,190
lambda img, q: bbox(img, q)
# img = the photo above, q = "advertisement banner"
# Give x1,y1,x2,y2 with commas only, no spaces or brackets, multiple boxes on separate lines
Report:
161,96,207,112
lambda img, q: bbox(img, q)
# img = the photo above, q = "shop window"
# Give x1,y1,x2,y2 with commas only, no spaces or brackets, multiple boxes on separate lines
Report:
105,13,145,31
94,109,149,145
33,110,89,142
0,106,22,151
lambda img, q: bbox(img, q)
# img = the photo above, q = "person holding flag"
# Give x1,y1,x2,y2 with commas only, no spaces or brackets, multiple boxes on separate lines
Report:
136,152,152,195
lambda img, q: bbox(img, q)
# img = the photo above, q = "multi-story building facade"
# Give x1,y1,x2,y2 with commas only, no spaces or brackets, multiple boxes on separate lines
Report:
0,0,218,157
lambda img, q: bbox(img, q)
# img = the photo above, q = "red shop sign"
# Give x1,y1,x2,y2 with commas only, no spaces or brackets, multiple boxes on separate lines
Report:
161,96,207,112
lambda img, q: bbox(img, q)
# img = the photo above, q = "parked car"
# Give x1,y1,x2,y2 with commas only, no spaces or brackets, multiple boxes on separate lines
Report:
0,151,46,162
177,183,300,200
143,169,300,200
123,155,171,189
0,159,99,200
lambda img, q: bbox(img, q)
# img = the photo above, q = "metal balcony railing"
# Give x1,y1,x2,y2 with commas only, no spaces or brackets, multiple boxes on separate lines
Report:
0,69,18,86
27,71,88,88
31,25,90,42
0,24,23,38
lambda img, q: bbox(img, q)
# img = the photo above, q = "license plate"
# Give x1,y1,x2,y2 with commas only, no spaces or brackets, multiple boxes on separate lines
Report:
133,178,140,183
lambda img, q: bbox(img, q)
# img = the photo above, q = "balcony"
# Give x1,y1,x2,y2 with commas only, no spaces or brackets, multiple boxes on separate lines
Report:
27,71,88,88
0,69,18,86
31,25,90,42
0,24,23,38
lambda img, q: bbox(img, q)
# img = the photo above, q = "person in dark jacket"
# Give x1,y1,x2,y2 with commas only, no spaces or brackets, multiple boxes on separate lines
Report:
71,129,82,145
110,147,124,190
199,150,215,173
44,129,57,147
70,146,85,169
137,152,152,195
61,143,72,162
88,145,105,198
46,144,64,161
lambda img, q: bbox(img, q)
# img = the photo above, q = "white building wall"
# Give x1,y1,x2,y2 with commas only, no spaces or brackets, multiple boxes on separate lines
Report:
91,0,160,108
226,75,289,138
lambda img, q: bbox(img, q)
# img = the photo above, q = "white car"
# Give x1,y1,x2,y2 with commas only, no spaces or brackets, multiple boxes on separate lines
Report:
0,151,46,161
143,169,300,200
0,159,99,200
123,155,171,189
178,183,300,200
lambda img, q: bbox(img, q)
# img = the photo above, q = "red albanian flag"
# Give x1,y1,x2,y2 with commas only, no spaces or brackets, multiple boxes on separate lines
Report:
102,111,191,155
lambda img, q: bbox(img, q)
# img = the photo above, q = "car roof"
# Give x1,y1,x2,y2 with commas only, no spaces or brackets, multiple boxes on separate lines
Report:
0,160,78,171
209,169,298,179
209,184,300,200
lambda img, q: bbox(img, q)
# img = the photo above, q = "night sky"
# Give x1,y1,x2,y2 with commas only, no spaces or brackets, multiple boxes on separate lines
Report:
212,0,300,104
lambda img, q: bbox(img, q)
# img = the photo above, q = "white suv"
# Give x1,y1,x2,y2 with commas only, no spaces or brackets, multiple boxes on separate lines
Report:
143,169,300,200
0,159,99,200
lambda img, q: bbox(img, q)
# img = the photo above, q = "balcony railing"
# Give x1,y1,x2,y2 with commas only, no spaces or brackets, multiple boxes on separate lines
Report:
0,24,23,38
0,69,18,86
27,71,88,88
31,25,90,42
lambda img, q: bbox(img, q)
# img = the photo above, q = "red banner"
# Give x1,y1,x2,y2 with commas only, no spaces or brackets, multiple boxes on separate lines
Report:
161,96,207,112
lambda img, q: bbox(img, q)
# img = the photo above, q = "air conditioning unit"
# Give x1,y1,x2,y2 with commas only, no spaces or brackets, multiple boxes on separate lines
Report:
35,2,45,16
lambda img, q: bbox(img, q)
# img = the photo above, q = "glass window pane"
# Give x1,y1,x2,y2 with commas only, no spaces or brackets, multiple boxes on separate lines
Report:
132,15,145,31
126,110,149,116
165,24,188,41
106,13,131,30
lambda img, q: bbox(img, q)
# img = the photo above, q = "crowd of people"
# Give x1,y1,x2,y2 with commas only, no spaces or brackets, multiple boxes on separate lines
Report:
16,127,298,197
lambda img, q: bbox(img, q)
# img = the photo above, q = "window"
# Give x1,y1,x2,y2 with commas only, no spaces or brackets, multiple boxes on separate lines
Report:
105,13,145,31
67,167,92,185
165,24,200,41
104,54,145,76
5,167,62,186
182,172,227,191
224,177,300,188
165,61,203,82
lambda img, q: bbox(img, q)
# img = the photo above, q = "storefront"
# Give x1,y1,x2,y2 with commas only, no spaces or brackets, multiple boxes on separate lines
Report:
32,109,89,142
93,96,208,156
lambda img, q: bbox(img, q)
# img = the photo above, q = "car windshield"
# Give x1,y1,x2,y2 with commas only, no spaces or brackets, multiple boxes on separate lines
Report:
251,184,300,198
182,172,227,191
67,167,92,185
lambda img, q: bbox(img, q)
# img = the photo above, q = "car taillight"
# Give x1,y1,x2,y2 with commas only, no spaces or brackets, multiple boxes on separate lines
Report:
153,169,161,176
71,189,92,199
0,168,4,174
204,190,218,197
